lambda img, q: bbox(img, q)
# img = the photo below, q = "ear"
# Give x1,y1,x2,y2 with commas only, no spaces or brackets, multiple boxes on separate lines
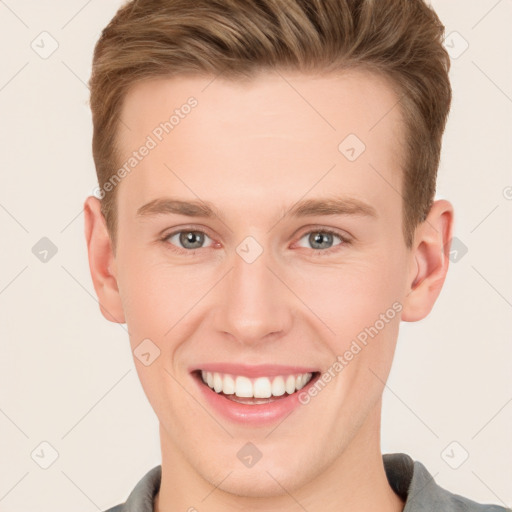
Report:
401,199,454,322
83,195,125,324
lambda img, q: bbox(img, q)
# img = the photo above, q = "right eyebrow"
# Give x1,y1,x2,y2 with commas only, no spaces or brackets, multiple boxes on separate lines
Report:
136,197,221,219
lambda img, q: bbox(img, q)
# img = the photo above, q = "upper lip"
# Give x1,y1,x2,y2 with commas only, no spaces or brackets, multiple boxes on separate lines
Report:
190,363,319,378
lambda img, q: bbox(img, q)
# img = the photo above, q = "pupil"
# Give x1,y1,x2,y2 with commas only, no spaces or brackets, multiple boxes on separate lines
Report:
311,232,332,249
181,231,203,249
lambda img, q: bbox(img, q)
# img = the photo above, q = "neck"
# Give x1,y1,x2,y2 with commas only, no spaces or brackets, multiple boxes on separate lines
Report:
155,402,404,512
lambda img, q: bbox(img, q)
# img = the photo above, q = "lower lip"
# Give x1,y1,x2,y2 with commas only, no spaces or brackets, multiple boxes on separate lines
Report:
193,372,319,427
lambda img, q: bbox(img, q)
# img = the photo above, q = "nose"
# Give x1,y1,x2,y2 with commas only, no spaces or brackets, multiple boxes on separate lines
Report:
212,242,293,346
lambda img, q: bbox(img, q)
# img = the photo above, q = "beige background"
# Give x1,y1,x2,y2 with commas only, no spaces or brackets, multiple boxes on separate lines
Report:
0,0,511,510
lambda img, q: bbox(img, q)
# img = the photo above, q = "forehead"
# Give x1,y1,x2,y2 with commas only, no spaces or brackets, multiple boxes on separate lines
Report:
115,69,405,220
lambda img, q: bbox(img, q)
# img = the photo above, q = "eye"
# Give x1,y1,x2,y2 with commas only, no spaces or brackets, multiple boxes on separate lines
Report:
163,229,214,251
159,227,350,255
296,229,349,254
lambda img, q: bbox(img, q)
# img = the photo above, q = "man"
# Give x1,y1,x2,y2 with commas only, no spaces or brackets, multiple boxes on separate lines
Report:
84,0,509,510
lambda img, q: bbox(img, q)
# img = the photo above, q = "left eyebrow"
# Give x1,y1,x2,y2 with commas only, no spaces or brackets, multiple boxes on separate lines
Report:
287,196,377,218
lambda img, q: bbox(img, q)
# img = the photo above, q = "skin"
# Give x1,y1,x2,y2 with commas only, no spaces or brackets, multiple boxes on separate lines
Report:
84,69,453,512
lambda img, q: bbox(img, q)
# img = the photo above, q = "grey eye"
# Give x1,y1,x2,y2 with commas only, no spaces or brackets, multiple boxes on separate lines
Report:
166,230,213,250
297,231,343,250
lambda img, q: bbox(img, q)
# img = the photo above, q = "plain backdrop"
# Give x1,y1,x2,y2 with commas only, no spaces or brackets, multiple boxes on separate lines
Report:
0,1,511,511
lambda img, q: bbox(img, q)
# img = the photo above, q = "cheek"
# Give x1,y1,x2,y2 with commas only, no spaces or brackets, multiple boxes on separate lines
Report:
115,256,200,416
296,259,404,418
289,255,404,340
115,251,214,341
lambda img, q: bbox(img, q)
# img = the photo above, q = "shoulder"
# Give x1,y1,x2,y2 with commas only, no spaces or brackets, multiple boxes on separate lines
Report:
414,460,509,512
102,506,125,512
383,453,510,512
101,465,162,512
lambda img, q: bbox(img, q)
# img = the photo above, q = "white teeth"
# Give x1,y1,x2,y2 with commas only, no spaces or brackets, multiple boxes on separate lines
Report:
298,373,312,389
223,374,235,395
285,375,296,394
235,376,253,397
199,371,314,398
271,376,286,396
213,372,223,393
253,377,272,398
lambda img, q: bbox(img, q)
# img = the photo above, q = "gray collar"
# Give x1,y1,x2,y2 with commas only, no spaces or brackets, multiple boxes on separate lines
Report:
108,453,509,512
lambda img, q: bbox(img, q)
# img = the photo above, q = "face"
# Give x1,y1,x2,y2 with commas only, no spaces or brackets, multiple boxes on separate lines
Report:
86,69,443,497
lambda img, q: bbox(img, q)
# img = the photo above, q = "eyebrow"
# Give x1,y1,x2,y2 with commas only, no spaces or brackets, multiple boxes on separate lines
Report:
136,196,377,220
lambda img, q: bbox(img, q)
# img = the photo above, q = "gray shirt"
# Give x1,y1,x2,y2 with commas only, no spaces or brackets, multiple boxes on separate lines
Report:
103,453,510,512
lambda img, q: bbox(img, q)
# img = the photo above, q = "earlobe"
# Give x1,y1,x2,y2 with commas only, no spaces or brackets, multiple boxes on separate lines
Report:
401,199,454,322
83,196,126,324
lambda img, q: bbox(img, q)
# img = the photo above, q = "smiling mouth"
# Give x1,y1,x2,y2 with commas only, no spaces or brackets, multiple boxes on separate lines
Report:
193,370,321,404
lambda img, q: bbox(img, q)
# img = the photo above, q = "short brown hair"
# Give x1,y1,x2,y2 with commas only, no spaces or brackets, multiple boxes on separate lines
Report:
89,0,451,250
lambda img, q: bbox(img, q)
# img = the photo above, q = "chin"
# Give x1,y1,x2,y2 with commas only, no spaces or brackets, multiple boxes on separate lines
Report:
201,457,311,500
217,470,297,498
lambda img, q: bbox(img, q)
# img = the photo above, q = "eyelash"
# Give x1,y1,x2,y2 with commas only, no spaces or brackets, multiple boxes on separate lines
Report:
159,226,352,256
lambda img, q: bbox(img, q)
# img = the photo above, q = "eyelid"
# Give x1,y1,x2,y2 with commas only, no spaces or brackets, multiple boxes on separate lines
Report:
294,225,352,242
160,224,214,240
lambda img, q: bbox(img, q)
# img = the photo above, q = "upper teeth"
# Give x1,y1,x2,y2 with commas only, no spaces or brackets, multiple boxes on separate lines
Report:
201,371,313,398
